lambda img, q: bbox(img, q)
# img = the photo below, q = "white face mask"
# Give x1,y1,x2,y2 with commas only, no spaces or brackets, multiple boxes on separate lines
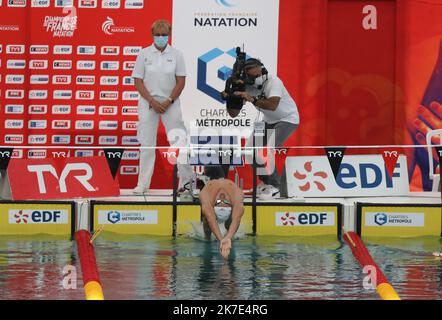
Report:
214,206,232,223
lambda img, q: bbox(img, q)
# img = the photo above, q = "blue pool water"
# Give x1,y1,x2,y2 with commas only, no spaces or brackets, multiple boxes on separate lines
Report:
0,235,440,300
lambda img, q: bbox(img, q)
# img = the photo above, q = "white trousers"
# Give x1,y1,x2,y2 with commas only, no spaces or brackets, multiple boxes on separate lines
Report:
137,98,193,189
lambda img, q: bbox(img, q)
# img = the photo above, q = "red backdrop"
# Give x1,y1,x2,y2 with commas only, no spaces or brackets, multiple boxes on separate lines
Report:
1,0,441,190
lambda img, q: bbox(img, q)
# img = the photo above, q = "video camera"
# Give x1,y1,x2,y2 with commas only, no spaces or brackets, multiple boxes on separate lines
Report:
221,47,256,110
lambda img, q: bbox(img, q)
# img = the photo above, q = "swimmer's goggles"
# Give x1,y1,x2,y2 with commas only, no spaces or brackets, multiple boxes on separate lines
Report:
215,199,231,206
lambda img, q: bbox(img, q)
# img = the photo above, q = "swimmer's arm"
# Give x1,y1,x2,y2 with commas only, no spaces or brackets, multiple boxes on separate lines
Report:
201,204,224,241
224,203,244,240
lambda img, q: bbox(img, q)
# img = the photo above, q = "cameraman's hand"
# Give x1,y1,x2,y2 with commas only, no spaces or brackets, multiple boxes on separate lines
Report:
233,91,253,103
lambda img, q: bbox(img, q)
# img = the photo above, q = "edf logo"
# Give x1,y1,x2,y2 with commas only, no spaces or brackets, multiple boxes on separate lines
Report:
197,47,250,103
108,211,121,224
31,211,62,223
374,213,388,226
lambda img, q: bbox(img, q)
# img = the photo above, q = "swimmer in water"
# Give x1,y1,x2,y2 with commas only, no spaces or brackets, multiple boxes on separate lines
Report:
199,179,244,259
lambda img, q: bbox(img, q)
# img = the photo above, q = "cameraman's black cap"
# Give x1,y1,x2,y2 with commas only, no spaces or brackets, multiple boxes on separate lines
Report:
243,58,263,70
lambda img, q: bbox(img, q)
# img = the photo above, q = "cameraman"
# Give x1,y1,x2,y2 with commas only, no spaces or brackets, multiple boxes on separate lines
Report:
225,58,300,200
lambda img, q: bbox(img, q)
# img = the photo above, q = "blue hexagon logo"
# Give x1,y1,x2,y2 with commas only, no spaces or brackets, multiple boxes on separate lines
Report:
108,211,121,224
374,213,387,226
197,47,250,103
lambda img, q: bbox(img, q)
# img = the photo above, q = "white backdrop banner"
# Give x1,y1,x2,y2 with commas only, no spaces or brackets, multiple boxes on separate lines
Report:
172,0,280,137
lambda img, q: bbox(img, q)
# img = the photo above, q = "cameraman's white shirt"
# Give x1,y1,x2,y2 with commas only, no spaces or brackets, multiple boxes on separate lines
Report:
246,75,299,125
132,44,186,103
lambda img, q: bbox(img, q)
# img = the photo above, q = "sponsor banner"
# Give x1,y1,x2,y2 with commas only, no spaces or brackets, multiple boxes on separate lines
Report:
9,209,68,224
99,136,118,145
78,0,97,8
30,75,49,84
359,204,442,237
100,76,119,85
122,106,138,115
102,0,121,8
31,0,50,7
122,91,139,100
6,90,24,99
28,120,47,129
100,91,118,100
11,150,24,158
365,212,424,227
122,150,140,160
172,0,279,134
5,120,24,129
28,149,47,159
275,212,335,227
99,121,118,130
124,0,143,9
5,75,25,84
75,150,94,157
92,204,172,235
53,75,71,84
30,45,49,54
76,105,96,115
101,46,120,55
7,157,120,200
121,136,139,145
120,165,138,175
5,105,24,114
123,76,134,85
256,205,341,237
29,90,48,99
123,46,141,56
7,0,26,7
99,106,118,115
53,45,73,55
101,61,119,70
52,120,71,129
7,60,26,69
76,75,95,85
75,135,94,144
0,203,74,237
29,105,48,114
122,61,135,70
4,135,24,144
77,60,96,70
122,121,137,131
53,60,72,69
29,60,48,69
286,155,410,197
76,91,95,100
52,135,71,144
53,90,72,99
97,210,158,225
52,105,71,114
6,45,25,54
75,120,94,129
28,135,47,144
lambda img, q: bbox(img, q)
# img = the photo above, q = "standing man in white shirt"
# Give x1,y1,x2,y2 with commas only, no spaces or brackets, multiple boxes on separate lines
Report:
132,19,193,194
228,58,300,200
